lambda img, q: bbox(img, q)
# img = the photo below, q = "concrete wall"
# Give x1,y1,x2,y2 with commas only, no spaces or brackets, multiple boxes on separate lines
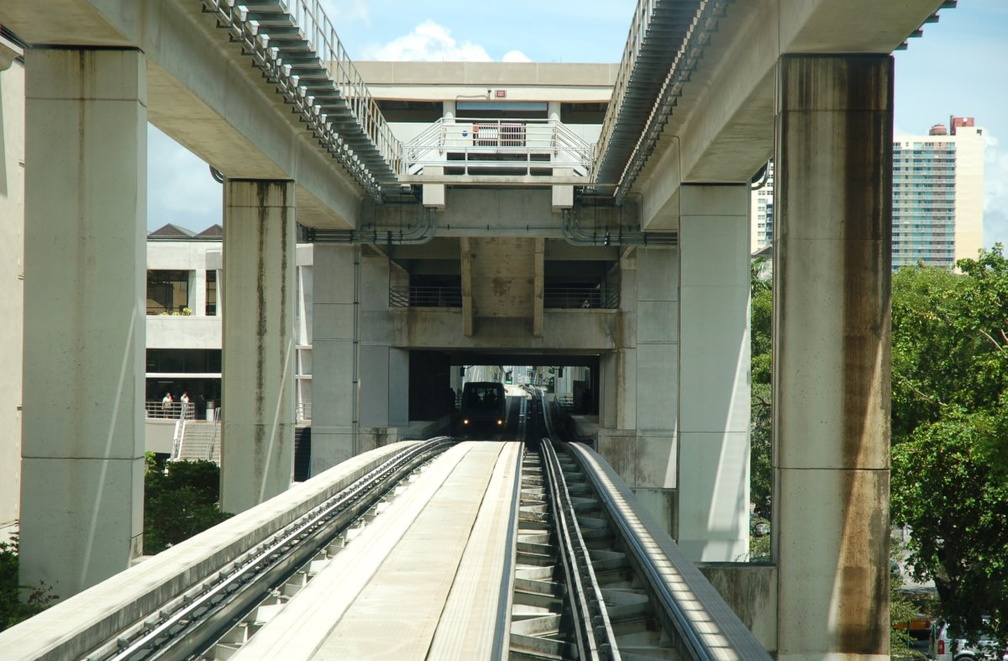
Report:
0,48,23,538
699,563,778,654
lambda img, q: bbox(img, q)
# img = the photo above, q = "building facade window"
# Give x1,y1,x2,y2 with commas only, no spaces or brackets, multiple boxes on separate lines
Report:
147,270,190,314
206,270,217,316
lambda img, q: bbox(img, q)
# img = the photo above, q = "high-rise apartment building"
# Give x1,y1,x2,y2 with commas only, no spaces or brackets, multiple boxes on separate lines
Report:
751,116,985,268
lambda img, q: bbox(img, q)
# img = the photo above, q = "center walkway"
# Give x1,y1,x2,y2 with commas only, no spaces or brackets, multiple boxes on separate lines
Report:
230,441,522,661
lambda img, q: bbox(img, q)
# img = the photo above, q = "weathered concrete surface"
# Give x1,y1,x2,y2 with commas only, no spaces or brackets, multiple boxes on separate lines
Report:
700,563,778,654
20,48,147,597
0,0,364,228
221,180,296,514
0,47,24,539
677,185,750,563
633,0,948,229
773,55,893,661
309,244,358,473
596,246,680,534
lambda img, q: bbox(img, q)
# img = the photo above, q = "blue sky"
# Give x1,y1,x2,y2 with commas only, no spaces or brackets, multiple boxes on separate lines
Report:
149,0,1008,248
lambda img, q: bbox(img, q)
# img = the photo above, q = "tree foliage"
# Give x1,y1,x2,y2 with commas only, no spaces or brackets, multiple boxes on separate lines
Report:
0,535,57,631
144,456,231,554
890,245,1008,646
750,258,772,518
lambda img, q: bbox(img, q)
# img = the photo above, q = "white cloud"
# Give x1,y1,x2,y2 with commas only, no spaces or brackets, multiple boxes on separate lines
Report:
502,50,532,63
362,20,493,61
983,132,1008,248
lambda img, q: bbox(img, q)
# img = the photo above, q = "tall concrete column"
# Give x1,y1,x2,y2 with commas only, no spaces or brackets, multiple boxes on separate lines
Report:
221,180,295,514
678,184,750,562
21,48,146,597
773,55,892,660
0,43,24,538
311,244,358,472
598,246,679,533
358,247,408,450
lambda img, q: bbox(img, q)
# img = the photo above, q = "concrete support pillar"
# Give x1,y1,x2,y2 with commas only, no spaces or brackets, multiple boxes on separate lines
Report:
0,46,24,538
533,238,544,337
598,247,679,532
773,55,892,660
677,184,751,562
221,180,296,514
21,48,147,597
311,244,358,472
358,247,408,449
461,238,475,337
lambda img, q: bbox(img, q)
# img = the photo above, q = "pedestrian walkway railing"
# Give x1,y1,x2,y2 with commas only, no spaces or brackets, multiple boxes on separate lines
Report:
402,118,595,179
544,286,619,309
145,401,203,420
389,285,464,308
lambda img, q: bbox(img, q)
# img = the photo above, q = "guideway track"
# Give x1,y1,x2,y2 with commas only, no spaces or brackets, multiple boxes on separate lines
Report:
94,437,455,661
523,387,771,660
3,403,771,661
8,438,455,661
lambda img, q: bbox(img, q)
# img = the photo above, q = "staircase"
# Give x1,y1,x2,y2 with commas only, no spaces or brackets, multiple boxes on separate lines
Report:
175,421,222,464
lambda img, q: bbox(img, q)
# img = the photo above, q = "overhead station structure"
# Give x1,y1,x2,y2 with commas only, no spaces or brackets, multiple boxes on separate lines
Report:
0,1,957,658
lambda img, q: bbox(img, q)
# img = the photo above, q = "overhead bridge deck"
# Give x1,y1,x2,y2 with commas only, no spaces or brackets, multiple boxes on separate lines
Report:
0,397,769,661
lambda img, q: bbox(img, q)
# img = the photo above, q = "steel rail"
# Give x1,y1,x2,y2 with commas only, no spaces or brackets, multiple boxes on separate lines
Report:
540,437,621,661
89,438,455,661
564,442,774,661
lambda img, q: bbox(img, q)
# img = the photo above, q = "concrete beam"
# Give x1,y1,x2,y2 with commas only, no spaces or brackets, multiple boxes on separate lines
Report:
0,0,365,229
634,0,948,229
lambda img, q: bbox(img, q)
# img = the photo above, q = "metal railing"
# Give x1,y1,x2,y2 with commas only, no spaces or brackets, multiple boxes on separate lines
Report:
544,286,619,309
403,118,594,178
595,0,731,199
202,0,401,199
145,400,204,420
389,285,463,308
595,0,659,181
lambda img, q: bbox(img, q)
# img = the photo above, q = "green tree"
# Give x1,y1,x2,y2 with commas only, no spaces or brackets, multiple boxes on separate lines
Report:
891,411,1008,644
890,245,1008,645
0,536,57,631
750,258,772,518
144,457,231,554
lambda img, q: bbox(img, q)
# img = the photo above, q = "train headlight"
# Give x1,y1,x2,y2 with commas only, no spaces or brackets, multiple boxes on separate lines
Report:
463,419,470,425
497,419,504,426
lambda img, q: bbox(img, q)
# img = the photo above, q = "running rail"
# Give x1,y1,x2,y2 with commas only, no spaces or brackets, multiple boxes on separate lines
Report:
541,439,621,661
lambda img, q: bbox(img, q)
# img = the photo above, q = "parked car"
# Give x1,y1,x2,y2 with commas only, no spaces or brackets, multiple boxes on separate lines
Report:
895,612,932,643
931,620,1008,660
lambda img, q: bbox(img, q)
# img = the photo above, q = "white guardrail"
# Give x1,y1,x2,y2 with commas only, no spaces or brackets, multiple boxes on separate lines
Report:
403,118,595,178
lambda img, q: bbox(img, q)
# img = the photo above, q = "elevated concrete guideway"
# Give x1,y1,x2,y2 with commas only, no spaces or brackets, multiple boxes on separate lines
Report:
1,1,955,659
0,0,369,228
621,0,954,231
